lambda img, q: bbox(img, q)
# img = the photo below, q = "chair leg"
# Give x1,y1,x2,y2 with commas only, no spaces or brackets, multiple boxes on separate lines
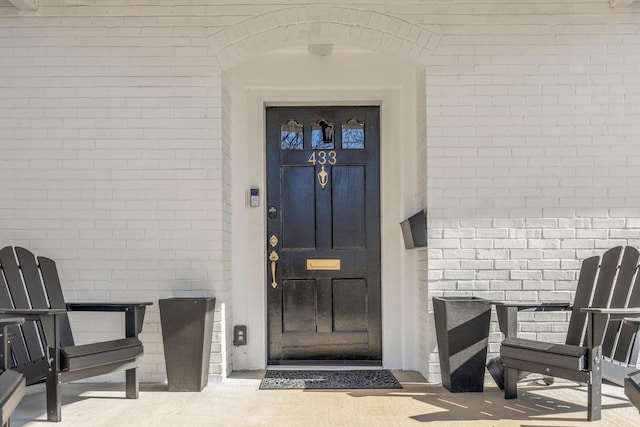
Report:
46,372,61,422
504,367,518,399
588,360,602,421
126,367,139,399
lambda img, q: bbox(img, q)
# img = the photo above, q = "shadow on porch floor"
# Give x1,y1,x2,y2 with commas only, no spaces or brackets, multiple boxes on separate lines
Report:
11,371,639,426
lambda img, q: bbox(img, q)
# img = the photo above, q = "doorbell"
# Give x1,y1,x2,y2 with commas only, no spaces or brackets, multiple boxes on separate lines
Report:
249,188,259,207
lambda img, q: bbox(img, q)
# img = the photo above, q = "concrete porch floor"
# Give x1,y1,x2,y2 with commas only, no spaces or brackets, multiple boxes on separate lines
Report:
10,371,640,426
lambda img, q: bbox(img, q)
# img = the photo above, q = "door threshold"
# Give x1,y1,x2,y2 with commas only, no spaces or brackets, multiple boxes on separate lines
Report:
267,361,383,371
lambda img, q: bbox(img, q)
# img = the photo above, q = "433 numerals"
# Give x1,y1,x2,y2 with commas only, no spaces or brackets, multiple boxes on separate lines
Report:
308,150,337,165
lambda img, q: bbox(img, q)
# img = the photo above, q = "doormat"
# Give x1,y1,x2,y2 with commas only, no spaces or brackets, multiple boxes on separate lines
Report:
259,369,402,390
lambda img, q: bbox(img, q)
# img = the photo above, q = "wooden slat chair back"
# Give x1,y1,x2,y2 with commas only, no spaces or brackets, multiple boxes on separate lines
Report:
498,246,640,421
0,247,73,383
566,246,640,378
0,246,151,422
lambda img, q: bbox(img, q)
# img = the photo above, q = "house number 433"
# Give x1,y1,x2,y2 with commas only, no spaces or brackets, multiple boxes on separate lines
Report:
308,150,337,165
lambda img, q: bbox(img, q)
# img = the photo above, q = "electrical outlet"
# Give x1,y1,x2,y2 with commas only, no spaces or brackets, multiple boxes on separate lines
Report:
233,325,247,346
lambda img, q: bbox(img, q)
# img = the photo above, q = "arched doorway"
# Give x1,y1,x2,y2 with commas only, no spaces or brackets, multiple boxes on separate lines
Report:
209,8,437,375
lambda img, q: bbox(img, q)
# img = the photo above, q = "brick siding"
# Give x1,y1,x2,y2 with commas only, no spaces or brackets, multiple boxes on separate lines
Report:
1,0,639,383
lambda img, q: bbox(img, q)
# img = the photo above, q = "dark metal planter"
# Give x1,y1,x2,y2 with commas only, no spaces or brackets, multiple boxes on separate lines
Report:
433,296,491,392
159,297,216,392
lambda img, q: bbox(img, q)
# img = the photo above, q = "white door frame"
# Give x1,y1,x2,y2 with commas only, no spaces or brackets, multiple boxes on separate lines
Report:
227,49,424,373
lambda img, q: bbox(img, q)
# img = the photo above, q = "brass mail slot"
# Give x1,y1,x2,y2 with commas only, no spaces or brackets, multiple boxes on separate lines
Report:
306,259,341,271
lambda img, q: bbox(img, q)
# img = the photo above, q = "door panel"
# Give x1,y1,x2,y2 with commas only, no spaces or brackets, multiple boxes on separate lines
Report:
332,279,368,332
282,280,316,333
282,166,316,249
332,165,366,249
266,106,380,363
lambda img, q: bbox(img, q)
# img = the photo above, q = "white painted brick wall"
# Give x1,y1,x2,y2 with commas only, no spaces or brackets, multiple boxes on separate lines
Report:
0,0,232,382
421,1,640,381
1,0,640,384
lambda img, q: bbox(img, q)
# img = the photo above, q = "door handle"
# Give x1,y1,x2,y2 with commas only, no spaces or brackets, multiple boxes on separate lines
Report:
269,250,279,288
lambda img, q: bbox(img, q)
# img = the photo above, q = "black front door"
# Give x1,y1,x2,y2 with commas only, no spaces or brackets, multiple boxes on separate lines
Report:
266,106,381,363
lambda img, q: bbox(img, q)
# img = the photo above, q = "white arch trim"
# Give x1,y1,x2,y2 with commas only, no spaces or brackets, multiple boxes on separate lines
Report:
207,5,441,66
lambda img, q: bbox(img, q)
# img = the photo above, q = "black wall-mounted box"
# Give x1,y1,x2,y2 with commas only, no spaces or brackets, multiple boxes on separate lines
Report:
400,210,427,249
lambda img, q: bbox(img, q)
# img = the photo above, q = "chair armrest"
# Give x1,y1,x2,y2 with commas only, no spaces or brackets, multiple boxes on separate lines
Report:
1,317,25,371
624,317,640,326
66,302,152,337
493,301,572,337
0,309,66,354
0,309,67,322
66,302,152,312
0,318,24,328
493,301,572,311
580,307,640,321
581,307,640,314
581,308,640,348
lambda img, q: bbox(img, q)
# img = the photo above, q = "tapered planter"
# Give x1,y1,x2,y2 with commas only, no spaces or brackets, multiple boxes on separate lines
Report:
433,296,491,392
159,297,216,392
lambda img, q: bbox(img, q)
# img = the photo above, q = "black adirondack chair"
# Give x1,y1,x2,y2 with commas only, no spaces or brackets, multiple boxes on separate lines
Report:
0,246,152,422
492,246,640,421
0,318,26,427
623,317,640,412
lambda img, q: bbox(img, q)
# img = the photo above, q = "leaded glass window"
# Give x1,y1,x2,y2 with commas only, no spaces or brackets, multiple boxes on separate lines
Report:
311,119,334,149
342,118,365,149
281,119,303,150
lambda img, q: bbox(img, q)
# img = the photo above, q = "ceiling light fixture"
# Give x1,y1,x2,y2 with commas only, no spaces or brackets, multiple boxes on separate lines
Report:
307,44,333,57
